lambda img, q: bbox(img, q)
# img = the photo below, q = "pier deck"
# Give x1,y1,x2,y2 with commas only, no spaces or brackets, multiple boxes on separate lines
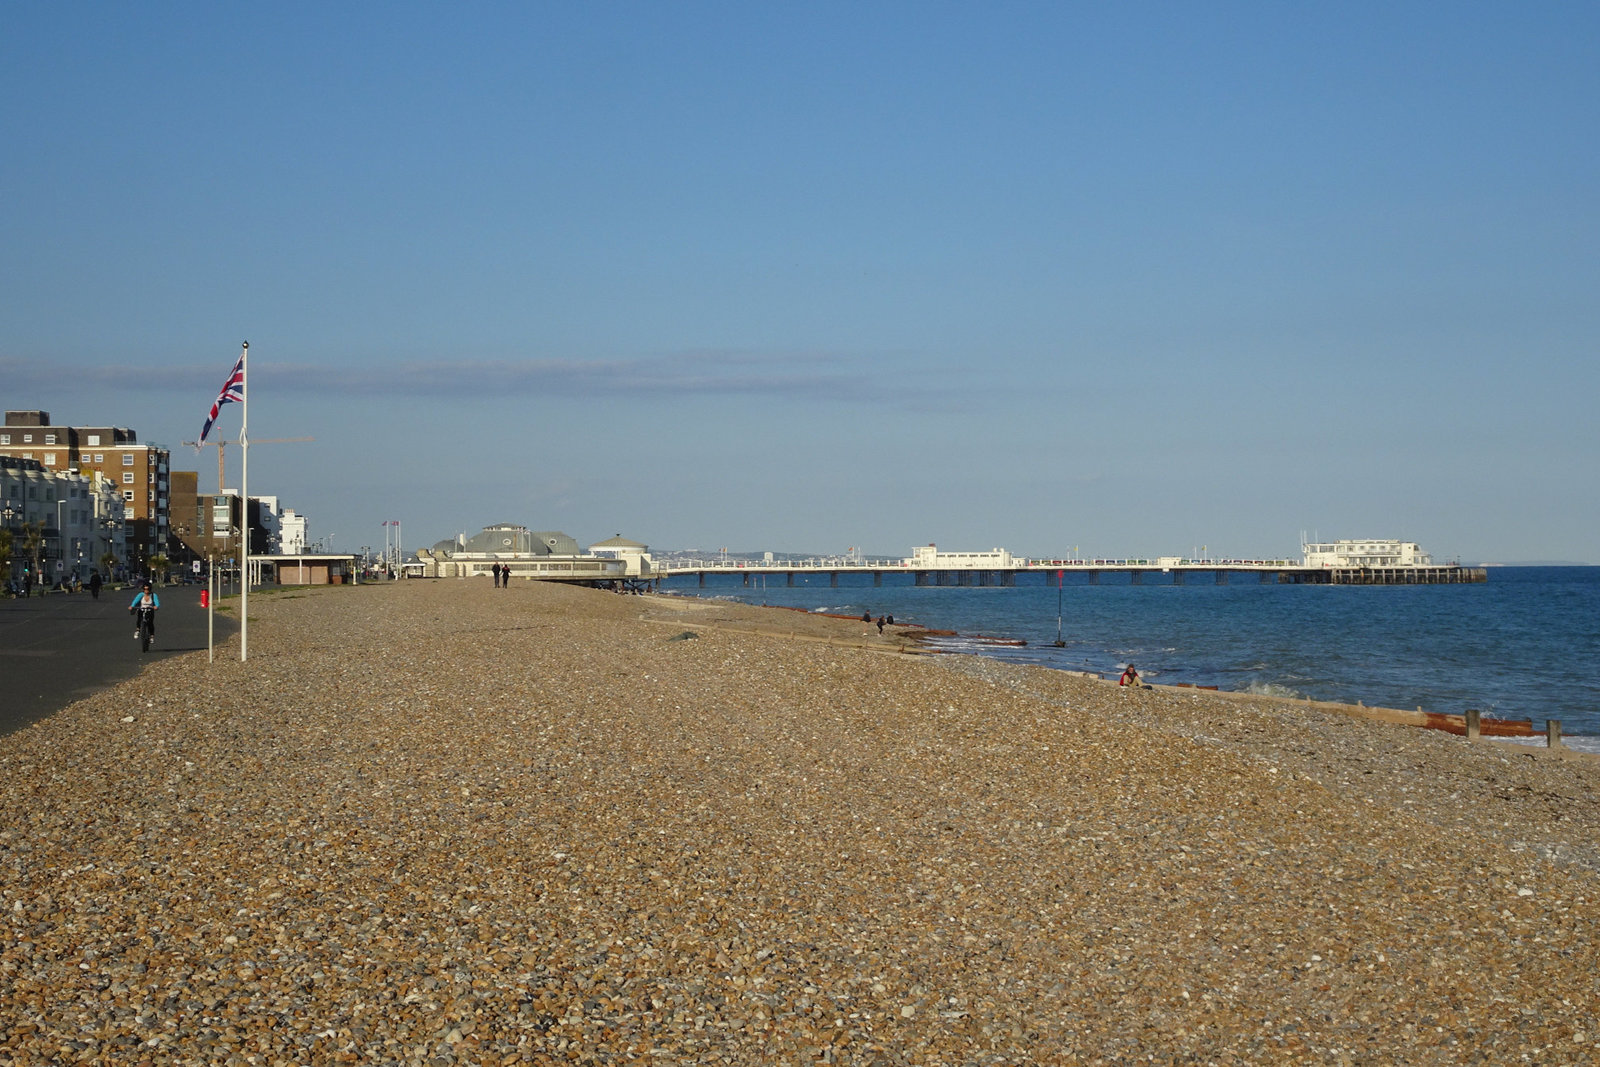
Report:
656,560,1488,587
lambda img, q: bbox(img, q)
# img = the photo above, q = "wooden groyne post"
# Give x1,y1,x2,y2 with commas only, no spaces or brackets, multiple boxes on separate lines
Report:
1548,720,1563,749
1465,708,1481,741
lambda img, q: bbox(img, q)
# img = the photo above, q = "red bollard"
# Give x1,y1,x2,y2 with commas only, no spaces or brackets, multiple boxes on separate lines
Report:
200,589,210,608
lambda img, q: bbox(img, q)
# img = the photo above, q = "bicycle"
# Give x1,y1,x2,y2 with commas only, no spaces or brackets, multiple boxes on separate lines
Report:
134,606,155,653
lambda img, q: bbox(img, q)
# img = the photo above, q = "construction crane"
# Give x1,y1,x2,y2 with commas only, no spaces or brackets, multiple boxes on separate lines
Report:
180,437,315,493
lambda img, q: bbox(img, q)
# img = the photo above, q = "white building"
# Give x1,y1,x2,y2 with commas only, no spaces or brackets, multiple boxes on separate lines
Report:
253,495,282,555
1302,540,1432,568
588,535,654,577
415,524,637,584
279,509,308,555
906,544,1017,569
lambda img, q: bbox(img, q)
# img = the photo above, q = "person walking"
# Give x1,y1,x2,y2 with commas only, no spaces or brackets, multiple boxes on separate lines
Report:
88,571,102,599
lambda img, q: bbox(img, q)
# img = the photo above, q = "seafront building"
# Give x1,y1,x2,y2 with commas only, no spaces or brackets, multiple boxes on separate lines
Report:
0,410,168,574
415,524,654,585
0,455,126,584
1302,539,1431,568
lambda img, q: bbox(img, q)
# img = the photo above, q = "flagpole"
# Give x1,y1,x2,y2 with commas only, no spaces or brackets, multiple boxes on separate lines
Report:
239,341,249,663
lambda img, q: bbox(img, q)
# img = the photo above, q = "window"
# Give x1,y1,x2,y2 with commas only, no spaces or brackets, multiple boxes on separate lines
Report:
122,454,134,466
124,491,134,501
0,434,8,444
21,433,32,443
45,434,56,444
87,434,101,446
44,454,56,466
93,453,104,463
122,472,134,484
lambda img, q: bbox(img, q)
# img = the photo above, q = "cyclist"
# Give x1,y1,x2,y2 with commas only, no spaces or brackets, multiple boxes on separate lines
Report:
129,581,160,642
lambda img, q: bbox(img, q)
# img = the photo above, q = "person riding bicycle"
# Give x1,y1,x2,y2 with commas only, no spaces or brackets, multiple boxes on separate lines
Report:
129,581,160,640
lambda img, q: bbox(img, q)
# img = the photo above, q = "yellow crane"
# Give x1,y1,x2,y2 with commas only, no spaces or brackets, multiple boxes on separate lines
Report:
180,437,315,494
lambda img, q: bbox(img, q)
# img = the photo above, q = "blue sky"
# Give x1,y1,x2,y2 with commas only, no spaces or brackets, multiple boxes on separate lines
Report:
4,3,1596,561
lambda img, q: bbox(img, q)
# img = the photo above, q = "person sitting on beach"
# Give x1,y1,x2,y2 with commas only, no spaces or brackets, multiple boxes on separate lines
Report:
1119,664,1141,687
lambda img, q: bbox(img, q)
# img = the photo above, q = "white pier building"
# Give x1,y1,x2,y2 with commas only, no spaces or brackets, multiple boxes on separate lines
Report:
1302,540,1431,569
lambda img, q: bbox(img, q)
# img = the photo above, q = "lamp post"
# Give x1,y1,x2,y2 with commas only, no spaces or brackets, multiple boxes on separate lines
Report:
1,505,15,587
55,499,67,584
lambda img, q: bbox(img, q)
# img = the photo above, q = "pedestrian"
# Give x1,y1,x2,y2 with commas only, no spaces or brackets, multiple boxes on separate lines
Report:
88,572,102,599
876,615,885,634
491,562,502,588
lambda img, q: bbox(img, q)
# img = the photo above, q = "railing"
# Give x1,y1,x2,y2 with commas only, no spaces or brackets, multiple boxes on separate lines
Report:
656,557,1307,573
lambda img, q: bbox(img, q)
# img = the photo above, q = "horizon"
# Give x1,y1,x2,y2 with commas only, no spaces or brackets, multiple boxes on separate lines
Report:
5,4,1596,565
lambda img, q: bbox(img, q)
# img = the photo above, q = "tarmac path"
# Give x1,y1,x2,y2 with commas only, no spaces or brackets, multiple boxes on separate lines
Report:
0,585,236,734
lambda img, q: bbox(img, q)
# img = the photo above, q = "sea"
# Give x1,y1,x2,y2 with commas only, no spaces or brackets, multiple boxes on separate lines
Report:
657,565,1600,753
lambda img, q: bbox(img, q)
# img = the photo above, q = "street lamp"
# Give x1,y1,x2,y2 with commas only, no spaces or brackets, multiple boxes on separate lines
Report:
1,505,15,586
56,499,67,583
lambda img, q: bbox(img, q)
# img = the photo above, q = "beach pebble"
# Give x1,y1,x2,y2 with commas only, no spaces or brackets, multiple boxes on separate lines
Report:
2,578,1597,1063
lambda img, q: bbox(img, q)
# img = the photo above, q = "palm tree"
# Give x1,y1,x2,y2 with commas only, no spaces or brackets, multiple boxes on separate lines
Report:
149,553,171,584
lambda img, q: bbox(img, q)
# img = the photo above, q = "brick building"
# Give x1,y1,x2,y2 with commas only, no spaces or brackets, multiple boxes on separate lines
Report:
0,410,171,573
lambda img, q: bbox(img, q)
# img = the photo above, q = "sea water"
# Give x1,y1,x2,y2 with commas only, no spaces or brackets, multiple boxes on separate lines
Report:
658,566,1600,749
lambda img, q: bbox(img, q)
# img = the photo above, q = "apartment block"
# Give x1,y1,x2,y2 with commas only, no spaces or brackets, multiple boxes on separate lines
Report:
1,410,171,571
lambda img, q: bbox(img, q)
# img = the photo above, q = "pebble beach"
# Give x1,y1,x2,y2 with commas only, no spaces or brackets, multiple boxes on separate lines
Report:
4,579,1599,1065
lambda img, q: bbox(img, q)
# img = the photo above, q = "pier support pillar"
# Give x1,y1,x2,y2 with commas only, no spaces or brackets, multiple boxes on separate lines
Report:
698,572,706,588
1089,571,1100,585
1215,570,1228,585
874,572,882,587
743,573,750,587
1172,571,1185,585
786,572,795,587
1130,571,1143,586
830,572,839,587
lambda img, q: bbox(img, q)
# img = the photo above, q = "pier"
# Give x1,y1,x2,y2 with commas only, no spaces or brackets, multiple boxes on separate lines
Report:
655,558,1488,587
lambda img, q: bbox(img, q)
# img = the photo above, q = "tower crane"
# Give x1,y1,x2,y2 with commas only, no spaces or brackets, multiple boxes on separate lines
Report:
180,437,315,494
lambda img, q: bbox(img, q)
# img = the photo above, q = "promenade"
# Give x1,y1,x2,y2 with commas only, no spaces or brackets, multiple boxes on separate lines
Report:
0,585,235,734
2,579,1597,1064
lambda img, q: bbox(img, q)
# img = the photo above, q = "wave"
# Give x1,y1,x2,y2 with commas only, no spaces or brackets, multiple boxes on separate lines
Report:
1241,680,1307,700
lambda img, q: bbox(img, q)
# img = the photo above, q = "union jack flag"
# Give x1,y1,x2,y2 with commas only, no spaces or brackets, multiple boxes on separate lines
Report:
199,352,245,443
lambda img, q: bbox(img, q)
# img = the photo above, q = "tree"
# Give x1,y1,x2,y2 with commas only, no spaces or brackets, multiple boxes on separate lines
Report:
0,526,12,589
148,553,170,583
22,521,44,583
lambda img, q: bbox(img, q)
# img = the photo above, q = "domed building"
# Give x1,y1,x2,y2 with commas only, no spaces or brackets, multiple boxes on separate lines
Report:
415,523,653,587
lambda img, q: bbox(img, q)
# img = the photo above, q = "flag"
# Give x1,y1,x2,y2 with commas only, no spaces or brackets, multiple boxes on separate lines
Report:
199,352,245,443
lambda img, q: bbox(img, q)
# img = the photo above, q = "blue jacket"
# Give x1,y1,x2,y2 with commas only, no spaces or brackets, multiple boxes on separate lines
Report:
129,590,161,610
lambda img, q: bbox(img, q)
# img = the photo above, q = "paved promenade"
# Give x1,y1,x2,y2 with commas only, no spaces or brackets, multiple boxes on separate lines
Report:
0,585,236,734
2,580,1598,1064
